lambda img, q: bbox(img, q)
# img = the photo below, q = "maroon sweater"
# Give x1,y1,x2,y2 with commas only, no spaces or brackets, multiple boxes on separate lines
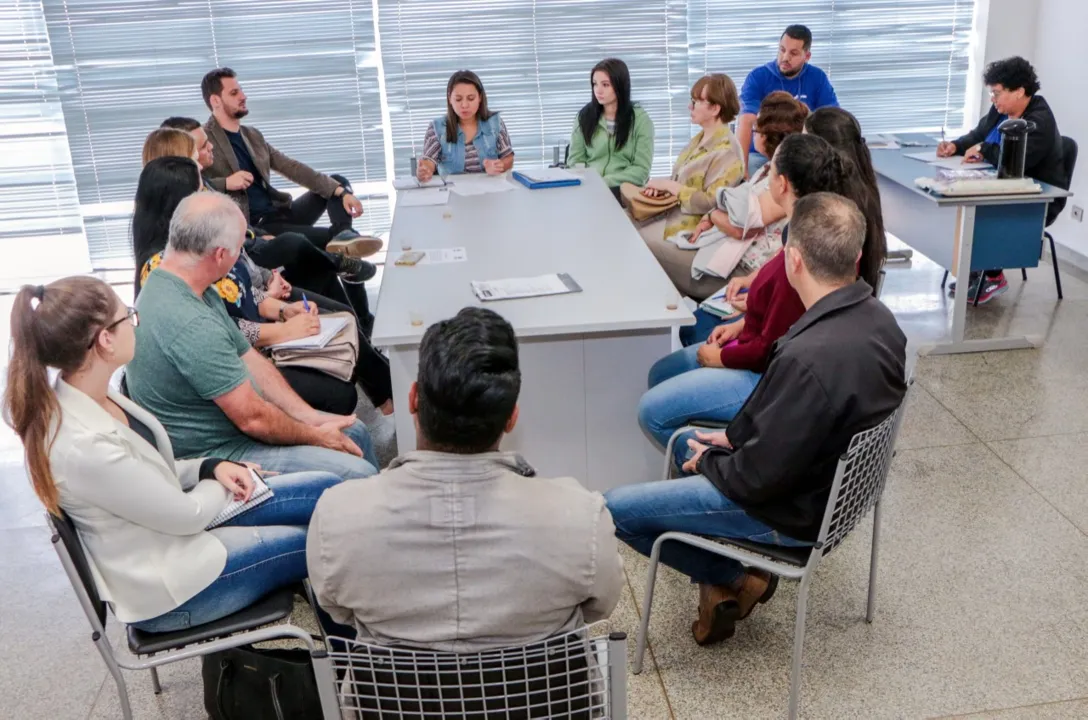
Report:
720,251,806,372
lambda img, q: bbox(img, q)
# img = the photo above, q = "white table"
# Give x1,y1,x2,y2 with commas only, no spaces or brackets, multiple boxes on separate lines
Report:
372,170,694,490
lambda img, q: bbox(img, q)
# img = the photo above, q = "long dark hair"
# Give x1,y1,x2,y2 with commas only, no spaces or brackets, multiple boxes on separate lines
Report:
578,58,635,151
131,156,202,292
3,278,120,514
444,70,495,143
775,133,884,290
804,107,887,289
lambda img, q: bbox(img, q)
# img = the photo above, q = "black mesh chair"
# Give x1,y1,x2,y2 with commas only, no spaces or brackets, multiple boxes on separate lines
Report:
47,511,327,720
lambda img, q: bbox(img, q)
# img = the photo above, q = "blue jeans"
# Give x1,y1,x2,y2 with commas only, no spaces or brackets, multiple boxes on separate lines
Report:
638,345,762,448
679,308,742,347
232,419,378,479
747,152,768,176
604,476,810,587
131,470,343,633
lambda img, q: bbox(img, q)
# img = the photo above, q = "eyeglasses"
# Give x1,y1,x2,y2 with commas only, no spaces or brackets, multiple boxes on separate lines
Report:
689,97,711,107
89,307,139,348
988,87,1009,99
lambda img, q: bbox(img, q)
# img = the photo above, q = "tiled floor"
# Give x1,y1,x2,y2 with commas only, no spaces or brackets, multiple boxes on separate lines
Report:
4,248,1088,718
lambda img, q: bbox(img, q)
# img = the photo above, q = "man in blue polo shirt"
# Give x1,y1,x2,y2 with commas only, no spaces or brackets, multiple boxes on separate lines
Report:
736,24,839,177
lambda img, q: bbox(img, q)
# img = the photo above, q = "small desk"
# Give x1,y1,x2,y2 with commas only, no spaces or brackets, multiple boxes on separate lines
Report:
872,149,1072,355
372,170,693,490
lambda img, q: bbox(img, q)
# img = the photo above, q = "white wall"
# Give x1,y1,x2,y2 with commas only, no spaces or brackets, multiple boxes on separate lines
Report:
974,0,1039,118
1033,0,1088,257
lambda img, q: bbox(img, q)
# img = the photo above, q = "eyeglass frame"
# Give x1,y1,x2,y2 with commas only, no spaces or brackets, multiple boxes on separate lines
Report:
88,307,139,348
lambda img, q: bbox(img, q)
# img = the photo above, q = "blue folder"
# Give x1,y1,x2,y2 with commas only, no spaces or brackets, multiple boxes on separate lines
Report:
512,170,582,190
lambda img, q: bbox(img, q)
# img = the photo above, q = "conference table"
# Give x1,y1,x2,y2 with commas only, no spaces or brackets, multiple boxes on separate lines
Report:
871,147,1072,355
372,169,694,490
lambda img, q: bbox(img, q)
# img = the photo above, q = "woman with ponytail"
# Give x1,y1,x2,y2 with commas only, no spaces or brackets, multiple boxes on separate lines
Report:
803,106,887,290
638,134,855,452
2,277,341,632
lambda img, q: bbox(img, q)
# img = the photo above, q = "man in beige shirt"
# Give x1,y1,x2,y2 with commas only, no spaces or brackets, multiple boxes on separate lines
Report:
307,307,624,651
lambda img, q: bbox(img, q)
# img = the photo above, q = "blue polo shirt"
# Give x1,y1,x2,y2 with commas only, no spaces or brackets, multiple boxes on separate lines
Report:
740,61,839,154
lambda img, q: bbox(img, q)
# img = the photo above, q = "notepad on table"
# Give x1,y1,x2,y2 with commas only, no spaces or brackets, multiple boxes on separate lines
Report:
471,273,582,302
393,176,449,190
206,469,274,529
397,187,451,207
268,316,348,350
512,167,582,189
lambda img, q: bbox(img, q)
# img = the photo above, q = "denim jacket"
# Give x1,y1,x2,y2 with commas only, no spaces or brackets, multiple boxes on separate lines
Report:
432,112,504,175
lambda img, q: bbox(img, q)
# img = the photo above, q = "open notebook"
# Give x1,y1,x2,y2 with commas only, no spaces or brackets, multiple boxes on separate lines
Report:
206,469,274,530
268,316,348,350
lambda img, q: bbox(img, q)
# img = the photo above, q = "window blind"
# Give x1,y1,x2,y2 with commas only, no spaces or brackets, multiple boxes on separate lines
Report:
376,0,691,179
688,0,975,134
43,0,389,267
0,0,88,283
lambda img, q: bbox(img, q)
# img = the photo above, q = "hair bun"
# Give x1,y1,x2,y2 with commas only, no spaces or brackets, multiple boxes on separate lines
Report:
33,285,45,301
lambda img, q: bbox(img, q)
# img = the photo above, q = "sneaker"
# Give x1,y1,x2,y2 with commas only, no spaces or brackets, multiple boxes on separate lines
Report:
969,272,1008,304
327,231,383,259
948,272,981,298
337,255,377,282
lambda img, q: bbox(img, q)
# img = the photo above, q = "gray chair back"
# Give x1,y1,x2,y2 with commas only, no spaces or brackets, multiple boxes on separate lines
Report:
48,511,109,629
323,625,627,719
817,395,909,555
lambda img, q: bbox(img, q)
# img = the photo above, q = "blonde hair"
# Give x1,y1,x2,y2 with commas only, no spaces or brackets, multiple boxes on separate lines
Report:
3,277,120,514
142,127,197,167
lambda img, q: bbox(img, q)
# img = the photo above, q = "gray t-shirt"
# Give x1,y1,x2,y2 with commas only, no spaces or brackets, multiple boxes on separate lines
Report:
127,268,254,460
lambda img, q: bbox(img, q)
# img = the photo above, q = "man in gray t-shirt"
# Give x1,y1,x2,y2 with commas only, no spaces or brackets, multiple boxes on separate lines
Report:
127,191,377,480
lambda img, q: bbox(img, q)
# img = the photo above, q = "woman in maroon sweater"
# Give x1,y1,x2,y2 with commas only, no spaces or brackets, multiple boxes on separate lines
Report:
638,134,865,449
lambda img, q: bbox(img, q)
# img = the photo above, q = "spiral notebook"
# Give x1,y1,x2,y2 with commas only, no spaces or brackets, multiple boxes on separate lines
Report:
206,470,274,529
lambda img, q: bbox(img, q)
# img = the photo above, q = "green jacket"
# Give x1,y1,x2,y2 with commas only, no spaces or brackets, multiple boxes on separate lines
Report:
568,105,654,187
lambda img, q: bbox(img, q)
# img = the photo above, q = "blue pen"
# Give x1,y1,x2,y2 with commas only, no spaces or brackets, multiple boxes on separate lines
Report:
302,293,310,312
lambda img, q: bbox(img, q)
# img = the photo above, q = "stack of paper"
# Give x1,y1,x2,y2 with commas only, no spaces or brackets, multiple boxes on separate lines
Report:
393,176,449,190
398,187,451,207
904,150,993,171
471,273,582,301
269,316,348,349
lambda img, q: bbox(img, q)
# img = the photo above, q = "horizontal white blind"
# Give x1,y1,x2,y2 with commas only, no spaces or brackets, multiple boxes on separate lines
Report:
377,0,691,178
43,0,389,266
688,0,974,134
0,0,87,280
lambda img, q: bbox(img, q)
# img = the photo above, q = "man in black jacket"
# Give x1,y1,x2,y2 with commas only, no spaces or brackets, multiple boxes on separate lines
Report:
606,192,907,646
937,56,1066,304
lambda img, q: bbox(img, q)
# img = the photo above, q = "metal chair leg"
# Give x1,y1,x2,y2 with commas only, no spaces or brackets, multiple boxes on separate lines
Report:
93,635,134,720
867,501,882,624
149,666,162,694
1021,268,1028,282
787,575,812,720
1047,232,1064,300
633,536,667,675
940,270,948,289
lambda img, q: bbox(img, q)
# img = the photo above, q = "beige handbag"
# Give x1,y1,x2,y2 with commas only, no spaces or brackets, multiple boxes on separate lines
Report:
620,182,680,223
270,312,358,382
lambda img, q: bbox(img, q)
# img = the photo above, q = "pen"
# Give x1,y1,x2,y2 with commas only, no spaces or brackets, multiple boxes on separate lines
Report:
302,293,310,312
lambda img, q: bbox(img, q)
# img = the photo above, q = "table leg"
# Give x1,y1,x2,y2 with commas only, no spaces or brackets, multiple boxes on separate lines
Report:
919,205,1043,355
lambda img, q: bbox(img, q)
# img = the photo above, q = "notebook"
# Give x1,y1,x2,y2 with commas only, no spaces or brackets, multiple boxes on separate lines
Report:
471,273,582,301
206,469,274,529
268,316,349,350
512,168,582,189
393,176,450,190
699,288,741,319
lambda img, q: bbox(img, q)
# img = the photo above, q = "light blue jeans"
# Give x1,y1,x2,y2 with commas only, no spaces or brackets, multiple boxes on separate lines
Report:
604,476,810,587
130,470,343,633
231,419,378,480
638,345,762,448
747,151,769,177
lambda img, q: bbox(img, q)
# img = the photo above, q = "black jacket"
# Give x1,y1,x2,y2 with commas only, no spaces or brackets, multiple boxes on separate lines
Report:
954,95,1067,222
696,281,907,542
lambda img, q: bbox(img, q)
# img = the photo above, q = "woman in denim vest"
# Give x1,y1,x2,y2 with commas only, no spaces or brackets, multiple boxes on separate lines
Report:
417,70,515,181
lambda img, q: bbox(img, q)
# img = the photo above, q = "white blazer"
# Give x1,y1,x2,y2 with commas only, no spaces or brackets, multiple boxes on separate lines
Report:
51,379,231,623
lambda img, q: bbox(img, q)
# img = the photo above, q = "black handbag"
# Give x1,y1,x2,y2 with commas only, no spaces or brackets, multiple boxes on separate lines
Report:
202,645,323,720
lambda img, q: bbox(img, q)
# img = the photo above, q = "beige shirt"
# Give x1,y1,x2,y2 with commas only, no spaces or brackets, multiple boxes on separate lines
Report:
306,451,624,652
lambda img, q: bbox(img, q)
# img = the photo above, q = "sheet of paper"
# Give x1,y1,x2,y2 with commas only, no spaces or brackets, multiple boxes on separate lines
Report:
392,176,448,190
866,134,900,150
397,187,450,206
269,316,348,349
451,175,516,196
420,247,467,264
471,274,572,301
903,150,993,170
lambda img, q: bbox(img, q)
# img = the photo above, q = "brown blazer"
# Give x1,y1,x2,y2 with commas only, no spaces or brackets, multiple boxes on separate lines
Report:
203,115,341,221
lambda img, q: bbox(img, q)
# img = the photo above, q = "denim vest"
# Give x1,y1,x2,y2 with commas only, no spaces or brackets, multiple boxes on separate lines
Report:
432,112,503,175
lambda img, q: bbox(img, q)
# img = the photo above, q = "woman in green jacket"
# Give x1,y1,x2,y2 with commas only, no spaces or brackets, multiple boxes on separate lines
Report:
568,58,655,199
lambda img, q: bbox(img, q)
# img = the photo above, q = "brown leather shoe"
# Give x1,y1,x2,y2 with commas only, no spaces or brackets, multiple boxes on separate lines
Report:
691,583,741,646
326,235,383,258
736,569,779,620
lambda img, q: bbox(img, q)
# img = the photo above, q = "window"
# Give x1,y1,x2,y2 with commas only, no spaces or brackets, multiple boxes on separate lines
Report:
30,0,976,271
688,0,975,133
0,0,88,285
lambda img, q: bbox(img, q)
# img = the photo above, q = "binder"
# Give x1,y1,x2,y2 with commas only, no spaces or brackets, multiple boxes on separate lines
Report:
512,168,582,190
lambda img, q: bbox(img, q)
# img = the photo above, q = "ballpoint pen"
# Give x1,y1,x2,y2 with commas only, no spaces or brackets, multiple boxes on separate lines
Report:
302,293,310,312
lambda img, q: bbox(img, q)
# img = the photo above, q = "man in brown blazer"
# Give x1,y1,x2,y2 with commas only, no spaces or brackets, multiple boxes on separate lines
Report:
200,67,380,270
